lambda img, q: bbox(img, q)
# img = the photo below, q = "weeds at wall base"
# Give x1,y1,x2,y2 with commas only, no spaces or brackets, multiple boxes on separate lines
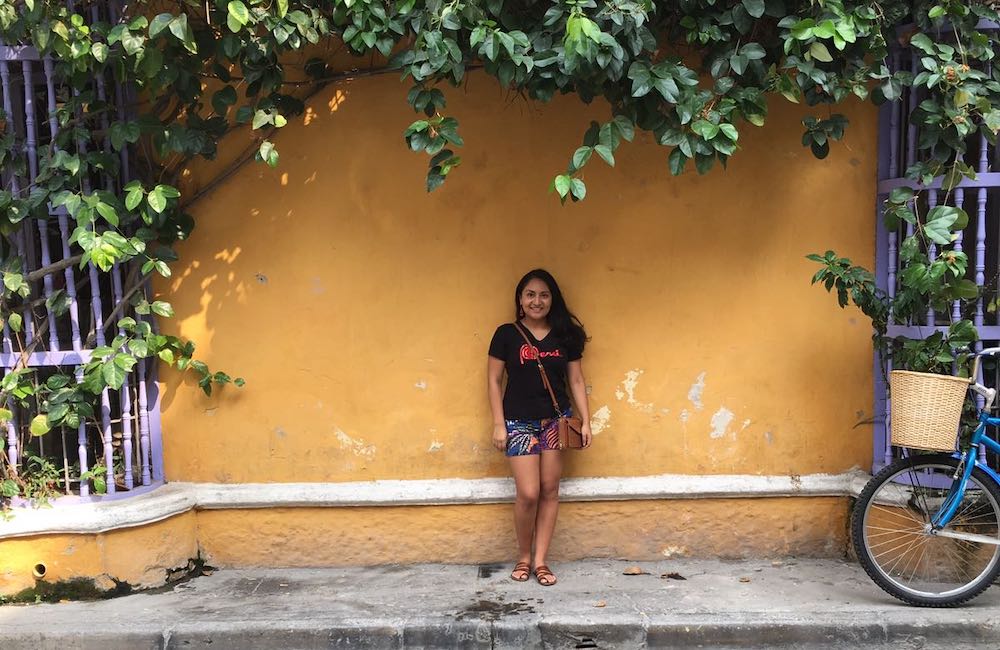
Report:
0,555,215,605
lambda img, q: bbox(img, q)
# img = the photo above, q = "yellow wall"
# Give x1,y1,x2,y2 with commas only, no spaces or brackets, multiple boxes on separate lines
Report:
196,498,847,566
160,72,877,484
0,513,197,595
2,63,882,599
1,498,845,594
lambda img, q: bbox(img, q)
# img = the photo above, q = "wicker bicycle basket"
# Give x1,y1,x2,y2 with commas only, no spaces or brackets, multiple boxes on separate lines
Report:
889,370,970,452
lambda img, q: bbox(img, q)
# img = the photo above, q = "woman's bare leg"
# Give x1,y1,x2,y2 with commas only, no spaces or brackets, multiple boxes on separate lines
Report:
508,455,541,572
532,450,562,583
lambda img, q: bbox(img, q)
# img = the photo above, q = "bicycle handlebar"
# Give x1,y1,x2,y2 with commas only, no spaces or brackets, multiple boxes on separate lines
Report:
971,349,1000,408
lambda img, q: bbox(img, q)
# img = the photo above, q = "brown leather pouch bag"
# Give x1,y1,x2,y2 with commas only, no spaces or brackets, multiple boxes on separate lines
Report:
558,416,585,449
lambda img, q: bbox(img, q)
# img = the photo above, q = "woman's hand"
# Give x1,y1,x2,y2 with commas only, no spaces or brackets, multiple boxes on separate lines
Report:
492,423,507,452
581,421,593,448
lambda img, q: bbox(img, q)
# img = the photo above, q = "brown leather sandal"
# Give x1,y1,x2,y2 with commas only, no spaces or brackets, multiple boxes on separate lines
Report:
534,565,557,586
510,561,531,582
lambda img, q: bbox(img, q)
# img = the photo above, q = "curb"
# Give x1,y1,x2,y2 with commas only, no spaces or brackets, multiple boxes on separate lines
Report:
4,615,1000,649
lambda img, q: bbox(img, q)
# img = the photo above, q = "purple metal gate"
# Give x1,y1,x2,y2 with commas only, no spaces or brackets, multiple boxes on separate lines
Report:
1,3,163,502
873,22,1000,472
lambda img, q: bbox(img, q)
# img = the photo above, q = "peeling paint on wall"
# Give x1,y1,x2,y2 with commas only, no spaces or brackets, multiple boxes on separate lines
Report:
591,406,611,435
332,427,376,459
709,407,734,439
427,441,444,452
414,380,427,391
688,372,706,411
615,369,654,413
661,545,688,558
680,409,689,423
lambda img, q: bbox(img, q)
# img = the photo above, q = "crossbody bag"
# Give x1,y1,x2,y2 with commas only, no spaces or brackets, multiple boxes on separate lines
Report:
512,322,585,450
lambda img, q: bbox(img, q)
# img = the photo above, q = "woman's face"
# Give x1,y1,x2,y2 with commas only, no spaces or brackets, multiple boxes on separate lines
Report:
520,278,552,321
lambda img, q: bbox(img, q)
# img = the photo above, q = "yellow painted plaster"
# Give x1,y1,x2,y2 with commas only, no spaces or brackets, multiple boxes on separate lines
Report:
157,72,878,485
1,498,844,595
0,512,197,595
197,498,847,567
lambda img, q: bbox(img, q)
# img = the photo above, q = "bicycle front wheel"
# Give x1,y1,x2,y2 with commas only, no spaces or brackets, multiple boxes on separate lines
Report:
852,453,1000,606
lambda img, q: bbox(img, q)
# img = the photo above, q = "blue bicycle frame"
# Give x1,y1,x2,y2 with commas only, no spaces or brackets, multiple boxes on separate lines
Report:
931,410,1000,532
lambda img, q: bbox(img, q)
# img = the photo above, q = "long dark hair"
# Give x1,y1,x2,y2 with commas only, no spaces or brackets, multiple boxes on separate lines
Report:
514,269,588,357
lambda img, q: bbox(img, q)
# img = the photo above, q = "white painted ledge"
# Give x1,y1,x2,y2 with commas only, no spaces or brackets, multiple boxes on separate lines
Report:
0,470,870,539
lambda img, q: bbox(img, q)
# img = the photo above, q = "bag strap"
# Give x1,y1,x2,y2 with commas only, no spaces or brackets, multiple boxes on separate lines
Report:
512,322,563,418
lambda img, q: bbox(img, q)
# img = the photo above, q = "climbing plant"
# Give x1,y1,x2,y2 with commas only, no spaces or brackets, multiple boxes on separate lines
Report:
1,0,999,503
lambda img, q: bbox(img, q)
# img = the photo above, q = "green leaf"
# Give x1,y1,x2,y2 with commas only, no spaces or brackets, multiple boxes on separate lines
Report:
3,272,23,291
668,148,687,175
149,13,173,38
594,144,615,166
30,414,50,437
909,33,935,54
95,202,118,227
125,186,144,211
252,110,271,130
102,360,126,390
952,279,979,299
569,178,586,200
692,120,721,139
742,0,765,19
228,1,250,26
928,5,946,19
128,339,150,357
276,0,288,18
92,42,108,63
150,301,175,318
7,312,22,333
572,146,592,170
612,116,635,142
719,123,739,141
158,348,175,364
147,187,167,213
0,408,10,424
553,174,571,198
169,14,197,53
0,478,17,497
812,20,836,39
809,42,833,62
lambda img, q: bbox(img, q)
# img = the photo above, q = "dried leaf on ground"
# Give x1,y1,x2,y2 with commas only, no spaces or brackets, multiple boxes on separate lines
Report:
594,600,607,608
738,576,751,583
660,572,686,580
622,566,649,575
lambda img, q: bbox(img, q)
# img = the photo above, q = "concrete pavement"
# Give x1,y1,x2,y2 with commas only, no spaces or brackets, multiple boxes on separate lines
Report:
1,558,999,649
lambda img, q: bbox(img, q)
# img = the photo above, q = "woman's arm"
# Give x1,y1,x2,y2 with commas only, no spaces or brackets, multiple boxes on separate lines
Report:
487,356,507,452
567,360,593,447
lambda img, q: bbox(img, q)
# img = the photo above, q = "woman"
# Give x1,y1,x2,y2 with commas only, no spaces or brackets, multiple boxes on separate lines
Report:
487,269,592,586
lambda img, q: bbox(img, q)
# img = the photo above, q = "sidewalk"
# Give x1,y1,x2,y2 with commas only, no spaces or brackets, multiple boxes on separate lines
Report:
1,558,999,649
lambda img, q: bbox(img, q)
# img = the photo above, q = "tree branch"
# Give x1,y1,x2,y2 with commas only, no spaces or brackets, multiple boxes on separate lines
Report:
83,267,150,349
25,255,85,284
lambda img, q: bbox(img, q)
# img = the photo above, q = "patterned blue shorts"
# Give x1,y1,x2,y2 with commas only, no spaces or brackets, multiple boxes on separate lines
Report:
504,409,572,457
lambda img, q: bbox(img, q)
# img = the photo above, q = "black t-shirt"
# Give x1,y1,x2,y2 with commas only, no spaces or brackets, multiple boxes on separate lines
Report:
488,323,582,420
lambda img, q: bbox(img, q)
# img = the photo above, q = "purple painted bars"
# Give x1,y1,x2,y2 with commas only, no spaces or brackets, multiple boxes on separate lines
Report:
873,24,1000,472
0,3,164,504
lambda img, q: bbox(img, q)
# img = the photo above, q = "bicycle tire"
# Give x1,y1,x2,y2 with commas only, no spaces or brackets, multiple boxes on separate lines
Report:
852,453,1000,606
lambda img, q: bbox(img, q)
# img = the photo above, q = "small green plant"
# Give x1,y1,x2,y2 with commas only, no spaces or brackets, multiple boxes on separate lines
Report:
809,184,980,377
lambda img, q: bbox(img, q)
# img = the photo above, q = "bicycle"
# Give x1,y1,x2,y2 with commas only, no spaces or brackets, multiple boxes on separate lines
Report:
852,347,1000,606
